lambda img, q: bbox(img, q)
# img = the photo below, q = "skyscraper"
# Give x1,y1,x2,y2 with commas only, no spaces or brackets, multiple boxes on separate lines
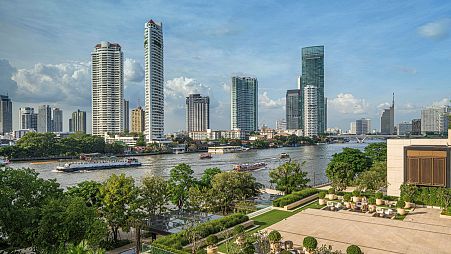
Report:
123,99,129,133
231,76,258,132
37,105,52,133
421,105,449,135
411,119,421,135
355,118,371,135
144,19,164,141
19,107,37,131
131,106,145,133
0,95,12,134
186,94,210,132
286,89,302,129
91,41,124,136
301,46,326,134
380,93,395,134
69,109,87,133
52,108,63,132
304,85,318,137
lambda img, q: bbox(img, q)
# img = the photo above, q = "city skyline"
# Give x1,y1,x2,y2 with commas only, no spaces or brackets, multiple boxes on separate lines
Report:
0,1,451,133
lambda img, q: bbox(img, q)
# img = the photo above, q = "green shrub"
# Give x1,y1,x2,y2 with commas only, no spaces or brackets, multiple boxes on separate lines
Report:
328,188,336,194
396,199,405,208
346,245,362,254
150,243,189,254
303,236,317,251
272,188,320,207
368,197,376,205
352,190,361,197
268,230,282,242
233,225,245,235
400,184,417,202
375,192,383,199
205,235,218,246
280,251,292,254
343,193,351,202
318,192,326,199
400,185,451,207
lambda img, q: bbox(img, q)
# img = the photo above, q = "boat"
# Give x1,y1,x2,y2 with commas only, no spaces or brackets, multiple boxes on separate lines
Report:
280,153,290,159
199,153,212,159
0,158,10,166
233,162,267,172
56,158,142,172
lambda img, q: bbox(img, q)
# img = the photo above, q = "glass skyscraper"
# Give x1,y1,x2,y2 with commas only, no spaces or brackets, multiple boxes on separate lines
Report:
286,89,302,129
231,76,258,132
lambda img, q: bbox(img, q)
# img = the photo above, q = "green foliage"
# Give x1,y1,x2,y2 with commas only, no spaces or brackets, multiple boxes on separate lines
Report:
303,236,318,251
66,180,102,207
328,188,336,194
364,142,387,162
269,161,310,194
280,251,292,254
251,139,270,149
274,134,315,146
318,192,326,199
343,193,351,202
233,225,245,235
268,230,282,242
352,190,361,197
169,163,195,210
64,240,106,254
141,175,169,216
375,192,383,199
135,133,146,146
400,185,451,208
326,162,354,190
272,188,319,207
200,167,222,187
368,197,376,205
355,161,387,192
400,184,418,203
396,199,405,208
346,245,362,254
205,235,219,246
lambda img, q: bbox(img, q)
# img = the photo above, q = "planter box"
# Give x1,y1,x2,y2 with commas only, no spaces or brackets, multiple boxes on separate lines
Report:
283,193,319,210
439,214,451,219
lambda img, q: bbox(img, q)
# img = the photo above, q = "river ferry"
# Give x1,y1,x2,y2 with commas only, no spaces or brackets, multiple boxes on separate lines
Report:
199,153,212,159
280,153,290,159
233,162,267,172
56,158,142,172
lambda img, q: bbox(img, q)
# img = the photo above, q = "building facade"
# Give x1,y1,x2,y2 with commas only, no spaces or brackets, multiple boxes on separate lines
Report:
52,108,63,132
131,106,145,133
231,76,258,132
411,119,421,135
123,99,129,133
186,94,210,132
19,107,37,131
286,89,302,130
397,121,412,136
69,109,87,133
421,106,449,135
303,85,318,137
91,41,124,136
0,95,12,134
144,19,164,141
276,119,287,130
37,105,52,133
355,118,371,135
380,94,395,134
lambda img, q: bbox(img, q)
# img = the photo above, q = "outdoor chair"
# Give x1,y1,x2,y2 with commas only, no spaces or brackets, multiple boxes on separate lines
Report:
385,209,393,217
376,207,385,217
335,202,343,210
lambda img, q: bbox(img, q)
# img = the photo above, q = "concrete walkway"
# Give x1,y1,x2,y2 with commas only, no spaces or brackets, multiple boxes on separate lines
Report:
266,208,451,254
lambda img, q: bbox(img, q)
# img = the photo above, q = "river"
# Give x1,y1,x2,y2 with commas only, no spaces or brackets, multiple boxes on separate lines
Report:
9,142,372,189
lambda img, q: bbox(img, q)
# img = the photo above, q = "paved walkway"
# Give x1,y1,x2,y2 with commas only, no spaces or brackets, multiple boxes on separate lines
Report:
266,208,451,254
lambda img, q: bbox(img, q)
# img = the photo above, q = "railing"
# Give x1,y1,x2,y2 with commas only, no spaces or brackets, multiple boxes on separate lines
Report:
247,206,273,218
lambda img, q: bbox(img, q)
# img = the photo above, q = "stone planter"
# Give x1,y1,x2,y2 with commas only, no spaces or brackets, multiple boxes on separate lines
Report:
328,194,336,200
319,199,326,205
207,246,218,254
344,202,351,209
352,196,361,202
397,208,406,215
303,247,314,254
270,242,281,254
376,198,383,205
369,204,376,213
404,202,413,209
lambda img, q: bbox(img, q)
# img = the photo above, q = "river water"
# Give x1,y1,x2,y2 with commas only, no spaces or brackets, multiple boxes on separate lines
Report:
9,142,371,189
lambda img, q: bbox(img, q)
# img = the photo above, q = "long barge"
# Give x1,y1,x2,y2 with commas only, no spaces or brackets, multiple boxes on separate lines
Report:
56,158,142,172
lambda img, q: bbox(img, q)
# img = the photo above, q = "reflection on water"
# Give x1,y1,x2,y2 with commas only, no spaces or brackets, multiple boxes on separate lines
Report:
10,142,370,188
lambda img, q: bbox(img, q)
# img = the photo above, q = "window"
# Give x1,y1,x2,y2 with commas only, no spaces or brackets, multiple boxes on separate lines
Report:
406,150,446,187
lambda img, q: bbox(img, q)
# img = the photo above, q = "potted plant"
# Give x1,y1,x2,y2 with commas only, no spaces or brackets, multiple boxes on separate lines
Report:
346,245,362,254
328,188,336,200
302,236,318,254
375,192,384,205
401,184,417,209
396,199,406,215
368,197,376,213
352,190,361,203
343,193,352,209
268,230,282,254
206,235,219,254
318,192,326,205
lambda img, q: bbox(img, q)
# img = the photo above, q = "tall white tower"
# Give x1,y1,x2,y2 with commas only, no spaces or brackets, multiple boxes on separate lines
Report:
144,19,164,141
91,41,124,136
304,85,318,137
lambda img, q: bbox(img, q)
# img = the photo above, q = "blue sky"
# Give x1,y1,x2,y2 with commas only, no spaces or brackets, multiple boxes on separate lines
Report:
0,0,450,133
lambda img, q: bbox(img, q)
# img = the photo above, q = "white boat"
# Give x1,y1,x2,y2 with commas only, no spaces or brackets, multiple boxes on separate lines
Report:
234,162,267,172
56,158,141,172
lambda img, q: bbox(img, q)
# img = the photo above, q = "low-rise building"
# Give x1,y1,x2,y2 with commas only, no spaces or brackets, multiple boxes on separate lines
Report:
397,121,412,136
208,146,243,154
104,133,139,147
14,129,36,139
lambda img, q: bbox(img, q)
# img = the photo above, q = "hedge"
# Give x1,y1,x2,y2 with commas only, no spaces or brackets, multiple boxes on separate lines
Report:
272,188,320,207
153,213,249,250
400,185,451,207
149,243,190,254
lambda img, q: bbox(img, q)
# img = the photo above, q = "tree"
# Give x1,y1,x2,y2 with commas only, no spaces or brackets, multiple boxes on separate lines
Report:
15,132,58,157
99,174,138,242
326,162,355,190
169,163,195,210
200,167,222,187
355,161,387,192
135,134,146,147
269,161,310,194
364,142,387,162
140,175,169,217
327,148,371,181
63,241,106,254
66,180,102,207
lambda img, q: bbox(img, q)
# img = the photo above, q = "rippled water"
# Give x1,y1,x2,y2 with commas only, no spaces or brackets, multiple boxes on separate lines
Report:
9,142,370,188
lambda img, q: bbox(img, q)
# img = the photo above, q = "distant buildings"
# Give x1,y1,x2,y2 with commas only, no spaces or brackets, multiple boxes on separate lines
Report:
91,41,124,136
380,94,395,134
397,121,412,136
276,119,287,130
123,99,129,133
349,122,356,135
231,76,258,132
37,105,52,133
69,109,87,133
355,118,371,135
0,95,12,134
186,94,209,132
131,106,145,133
411,119,421,135
144,19,164,141
421,105,449,135
52,108,63,132
303,85,318,137
19,107,37,131
189,129,247,141
286,89,302,129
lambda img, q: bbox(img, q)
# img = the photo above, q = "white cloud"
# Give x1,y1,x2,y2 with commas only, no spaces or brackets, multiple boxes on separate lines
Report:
259,91,285,109
0,59,18,95
124,58,144,83
431,98,450,107
164,76,211,113
377,102,391,111
329,93,368,114
418,18,451,40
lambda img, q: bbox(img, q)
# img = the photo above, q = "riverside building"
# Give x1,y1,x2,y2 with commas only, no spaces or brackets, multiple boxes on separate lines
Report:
231,76,258,132
186,94,209,132
131,106,145,134
69,109,87,133
0,95,12,134
19,107,37,131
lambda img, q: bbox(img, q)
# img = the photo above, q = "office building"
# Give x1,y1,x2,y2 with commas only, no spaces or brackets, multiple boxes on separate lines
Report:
69,109,87,133
301,46,326,133
0,95,12,134
131,106,145,133
37,105,52,133
144,19,164,141
276,119,287,130
397,121,412,136
186,94,210,132
286,89,302,129
304,85,318,137
350,122,357,135
19,107,37,131
91,41,124,135
123,99,129,132
356,118,371,135
421,106,449,135
231,76,258,132
411,119,421,135
380,94,395,134
52,108,63,132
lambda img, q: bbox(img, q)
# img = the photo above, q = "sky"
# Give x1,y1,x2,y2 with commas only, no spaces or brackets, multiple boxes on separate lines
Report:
0,0,451,133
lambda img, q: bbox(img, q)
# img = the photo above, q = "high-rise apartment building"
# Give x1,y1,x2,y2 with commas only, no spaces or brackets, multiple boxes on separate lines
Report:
19,107,37,131
52,108,63,132
276,119,287,130
231,76,258,132
356,118,371,135
380,94,395,134
349,122,357,135
37,105,52,133
186,94,210,132
421,106,449,135
411,119,421,135
131,106,145,133
397,121,412,136
304,85,318,137
123,99,129,133
69,109,87,133
286,89,302,129
144,19,164,141
301,46,326,134
0,95,12,134
91,41,124,136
